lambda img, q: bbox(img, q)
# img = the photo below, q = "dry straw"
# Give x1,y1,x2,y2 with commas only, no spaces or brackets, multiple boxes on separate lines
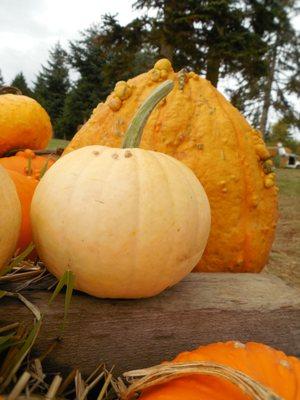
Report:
0,247,115,399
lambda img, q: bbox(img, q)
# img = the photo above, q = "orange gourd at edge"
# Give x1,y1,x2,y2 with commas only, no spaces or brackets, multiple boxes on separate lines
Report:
7,170,38,254
122,341,300,400
0,89,52,156
0,149,55,180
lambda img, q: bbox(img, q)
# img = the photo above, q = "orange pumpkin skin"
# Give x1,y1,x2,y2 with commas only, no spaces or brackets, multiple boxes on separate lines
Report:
64,59,278,272
0,94,52,156
8,170,38,253
0,149,55,180
139,342,300,400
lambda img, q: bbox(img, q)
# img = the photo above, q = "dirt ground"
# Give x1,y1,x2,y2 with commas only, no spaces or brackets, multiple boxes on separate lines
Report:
263,168,300,287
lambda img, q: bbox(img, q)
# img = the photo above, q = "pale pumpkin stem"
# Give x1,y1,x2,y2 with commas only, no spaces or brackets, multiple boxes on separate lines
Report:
122,80,174,149
116,362,282,400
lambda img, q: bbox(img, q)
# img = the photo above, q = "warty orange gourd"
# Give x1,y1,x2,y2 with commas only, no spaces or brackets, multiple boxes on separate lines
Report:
64,58,278,273
121,341,300,400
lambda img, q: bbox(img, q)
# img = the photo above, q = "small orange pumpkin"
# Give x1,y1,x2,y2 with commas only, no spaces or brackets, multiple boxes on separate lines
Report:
0,92,52,156
122,342,300,400
0,149,55,180
8,170,38,254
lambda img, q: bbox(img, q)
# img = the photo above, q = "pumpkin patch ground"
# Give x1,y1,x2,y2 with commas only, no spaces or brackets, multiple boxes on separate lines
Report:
263,168,300,287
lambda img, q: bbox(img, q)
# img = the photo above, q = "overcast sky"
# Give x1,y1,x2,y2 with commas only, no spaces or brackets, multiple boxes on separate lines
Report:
0,0,139,85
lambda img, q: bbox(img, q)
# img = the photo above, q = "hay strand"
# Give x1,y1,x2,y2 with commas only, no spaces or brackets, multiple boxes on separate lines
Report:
117,361,282,400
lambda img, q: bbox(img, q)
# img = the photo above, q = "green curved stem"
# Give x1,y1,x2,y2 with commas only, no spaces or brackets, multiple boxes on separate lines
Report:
122,80,174,149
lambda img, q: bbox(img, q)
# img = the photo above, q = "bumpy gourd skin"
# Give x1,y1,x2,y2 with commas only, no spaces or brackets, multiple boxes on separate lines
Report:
65,59,278,272
0,95,52,155
139,342,300,400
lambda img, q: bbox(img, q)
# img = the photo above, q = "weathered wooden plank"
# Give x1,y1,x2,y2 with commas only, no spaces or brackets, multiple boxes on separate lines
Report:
1,273,299,376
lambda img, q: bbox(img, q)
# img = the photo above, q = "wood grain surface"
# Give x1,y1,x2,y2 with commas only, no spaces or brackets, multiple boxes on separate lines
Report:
1,273,299,376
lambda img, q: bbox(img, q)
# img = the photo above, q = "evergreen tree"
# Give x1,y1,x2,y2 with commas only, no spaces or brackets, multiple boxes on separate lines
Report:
58,25,107,139
11,72,32,96
58,80,97,140
134,0,267,87
59,15,154,139
134,1,202,71
33,43,70,138
228,1,299,138
56,2,299,140
95,15,155,87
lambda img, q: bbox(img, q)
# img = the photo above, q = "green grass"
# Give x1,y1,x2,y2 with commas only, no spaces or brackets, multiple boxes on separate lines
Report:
47,138,69,150
276,168,300,196
265,167,300,288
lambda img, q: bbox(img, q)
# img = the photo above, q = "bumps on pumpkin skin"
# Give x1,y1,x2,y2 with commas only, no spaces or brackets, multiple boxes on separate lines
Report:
188,71,200,80
178,69,189,90
151,58,173,82
251,129,276,188
106,81,133,111
106,95,122,112
107,58,191,112
265,176,275,188
107,59,173,111
263,159,275,174
114,81,133,100
251,130,270,159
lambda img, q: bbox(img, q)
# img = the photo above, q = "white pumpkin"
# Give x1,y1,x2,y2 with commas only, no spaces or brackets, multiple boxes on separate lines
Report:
0,165,21,270
31,80,211,298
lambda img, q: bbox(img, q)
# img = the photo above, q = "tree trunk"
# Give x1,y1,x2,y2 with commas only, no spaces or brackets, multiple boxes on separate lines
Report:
206,51,221,87
159,36,174,62
158,0,174,63
206,24,222,87
259,45,278,138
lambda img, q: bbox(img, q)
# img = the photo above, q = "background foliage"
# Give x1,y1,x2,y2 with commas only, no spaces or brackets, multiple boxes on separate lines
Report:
0,0,299,149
